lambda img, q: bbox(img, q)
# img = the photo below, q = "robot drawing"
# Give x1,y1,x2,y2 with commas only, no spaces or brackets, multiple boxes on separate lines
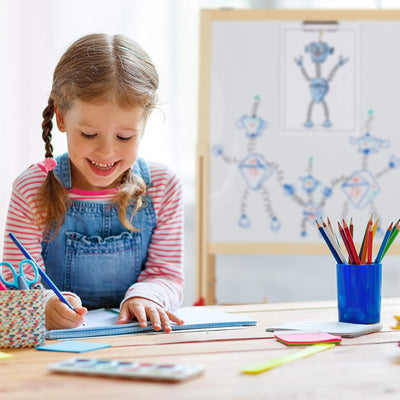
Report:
283,156,333,237
330,110,400,234
212,96,284,231
283,110,400,237
294,33,349,128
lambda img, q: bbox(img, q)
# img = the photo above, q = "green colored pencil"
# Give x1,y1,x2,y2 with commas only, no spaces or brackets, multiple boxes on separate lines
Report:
381,220,400,259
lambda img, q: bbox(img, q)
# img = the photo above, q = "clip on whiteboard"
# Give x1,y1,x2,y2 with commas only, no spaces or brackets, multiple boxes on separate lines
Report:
302,21,338,32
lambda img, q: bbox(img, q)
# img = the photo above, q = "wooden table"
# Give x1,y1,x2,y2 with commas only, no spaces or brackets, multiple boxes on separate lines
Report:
1,298,400,400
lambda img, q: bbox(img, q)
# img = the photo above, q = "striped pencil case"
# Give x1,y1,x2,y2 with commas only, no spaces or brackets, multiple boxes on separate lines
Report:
0,290,45,348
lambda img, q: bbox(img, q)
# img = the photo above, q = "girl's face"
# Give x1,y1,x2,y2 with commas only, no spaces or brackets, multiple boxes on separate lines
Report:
55,99,145,191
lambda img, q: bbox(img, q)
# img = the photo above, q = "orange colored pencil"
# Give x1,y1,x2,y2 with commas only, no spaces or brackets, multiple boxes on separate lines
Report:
367,223,373,264
342,219,361,264
359,215,373,260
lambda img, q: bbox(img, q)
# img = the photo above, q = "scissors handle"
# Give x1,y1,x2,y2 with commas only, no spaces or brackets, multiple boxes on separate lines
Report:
0,259,39,290
0,262,19,289
18,259,39,288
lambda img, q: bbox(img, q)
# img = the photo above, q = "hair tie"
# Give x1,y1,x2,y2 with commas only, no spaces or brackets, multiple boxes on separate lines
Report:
38,157,57,174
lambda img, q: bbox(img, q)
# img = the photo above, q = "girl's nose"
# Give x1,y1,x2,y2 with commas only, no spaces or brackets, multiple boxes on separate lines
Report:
95,135,114,157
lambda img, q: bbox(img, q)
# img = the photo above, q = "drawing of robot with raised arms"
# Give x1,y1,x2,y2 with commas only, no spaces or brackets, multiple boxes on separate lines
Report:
330,110,400,234
294,33,348,128
212,96,284,231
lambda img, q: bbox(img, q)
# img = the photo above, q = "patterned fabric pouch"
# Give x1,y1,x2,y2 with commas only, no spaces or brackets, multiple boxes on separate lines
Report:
0,290,45,348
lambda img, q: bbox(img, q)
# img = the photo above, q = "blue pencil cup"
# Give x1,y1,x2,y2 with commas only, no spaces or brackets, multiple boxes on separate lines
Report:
336,263,382,324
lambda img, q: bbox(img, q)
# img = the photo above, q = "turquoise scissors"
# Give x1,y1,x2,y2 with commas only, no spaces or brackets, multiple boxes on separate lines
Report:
0,259,39,290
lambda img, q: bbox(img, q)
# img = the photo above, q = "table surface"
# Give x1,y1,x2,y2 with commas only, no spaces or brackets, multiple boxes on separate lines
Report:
1,298,400,400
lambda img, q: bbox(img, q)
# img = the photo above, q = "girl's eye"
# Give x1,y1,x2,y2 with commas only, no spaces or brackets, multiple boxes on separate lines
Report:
117,136,133,142
81,132,97,139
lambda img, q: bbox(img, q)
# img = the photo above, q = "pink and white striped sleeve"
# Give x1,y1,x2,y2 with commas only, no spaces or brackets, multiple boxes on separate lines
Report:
2,166,45,272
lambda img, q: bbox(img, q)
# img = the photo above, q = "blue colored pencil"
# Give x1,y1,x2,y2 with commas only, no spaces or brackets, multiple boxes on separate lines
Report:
9,233,75,311
316,220,341,263
374,222,393,264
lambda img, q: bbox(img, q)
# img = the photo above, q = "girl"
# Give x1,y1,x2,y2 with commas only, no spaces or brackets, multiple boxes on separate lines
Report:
2,33,184,332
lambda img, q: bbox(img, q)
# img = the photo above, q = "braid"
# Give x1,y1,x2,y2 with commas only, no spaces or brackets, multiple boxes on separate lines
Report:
42,98,54,158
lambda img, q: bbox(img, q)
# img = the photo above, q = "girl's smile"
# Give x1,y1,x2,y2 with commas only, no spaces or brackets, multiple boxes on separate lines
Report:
54,99,144,191
87,159,119,175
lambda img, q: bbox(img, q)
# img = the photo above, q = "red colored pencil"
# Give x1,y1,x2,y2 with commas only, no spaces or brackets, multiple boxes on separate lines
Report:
342,219,361,264
349,217,354,238
361,217,373,264
338,222,354,264
367,223,373,264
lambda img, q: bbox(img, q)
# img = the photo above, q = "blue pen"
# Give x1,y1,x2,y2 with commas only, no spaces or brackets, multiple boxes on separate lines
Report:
8,233,75,311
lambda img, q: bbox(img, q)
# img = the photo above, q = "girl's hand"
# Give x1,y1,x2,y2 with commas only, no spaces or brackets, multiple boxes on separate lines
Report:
45,294,87,330
117,297,184,333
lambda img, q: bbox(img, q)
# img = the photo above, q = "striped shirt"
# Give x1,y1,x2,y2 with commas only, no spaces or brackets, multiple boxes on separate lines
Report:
2,161,184,310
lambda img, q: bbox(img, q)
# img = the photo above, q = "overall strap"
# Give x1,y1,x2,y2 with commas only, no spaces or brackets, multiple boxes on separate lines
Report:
132,156,152,187
54,153,72,189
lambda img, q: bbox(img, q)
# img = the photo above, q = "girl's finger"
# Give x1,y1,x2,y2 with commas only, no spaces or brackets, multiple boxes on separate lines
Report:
146,307,162,331
166,310,184,325
132,304,148,328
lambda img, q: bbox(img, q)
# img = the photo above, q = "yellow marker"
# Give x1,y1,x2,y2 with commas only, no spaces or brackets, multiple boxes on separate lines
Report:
241,343,335,374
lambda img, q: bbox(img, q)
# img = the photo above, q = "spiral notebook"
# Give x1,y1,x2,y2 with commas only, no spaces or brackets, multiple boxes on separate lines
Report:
265,320,382,338
45,307,257,340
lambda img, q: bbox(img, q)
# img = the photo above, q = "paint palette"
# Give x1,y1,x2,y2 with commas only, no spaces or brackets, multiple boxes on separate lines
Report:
47,358,205,382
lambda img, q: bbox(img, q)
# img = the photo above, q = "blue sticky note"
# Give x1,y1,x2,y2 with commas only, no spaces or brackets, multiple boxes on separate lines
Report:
36,340,111,353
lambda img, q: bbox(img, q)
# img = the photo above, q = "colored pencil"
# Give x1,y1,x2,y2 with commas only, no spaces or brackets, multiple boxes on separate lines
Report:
321,219,347,264
372,218,379,238
360,216,373,264
327,217,334,235
342,219,361,264
367,223,373,264
338,222,354,264
374,222,393,264
327,216,341,246
381,219,400,259
316,220,341,264
349,217,354,238
359,215,373,261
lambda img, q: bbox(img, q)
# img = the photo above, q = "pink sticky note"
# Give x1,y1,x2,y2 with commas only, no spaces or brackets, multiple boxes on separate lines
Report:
274,332,342,346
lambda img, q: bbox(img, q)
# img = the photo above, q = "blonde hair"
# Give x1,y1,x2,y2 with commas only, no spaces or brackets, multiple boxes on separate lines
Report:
37,33,159,236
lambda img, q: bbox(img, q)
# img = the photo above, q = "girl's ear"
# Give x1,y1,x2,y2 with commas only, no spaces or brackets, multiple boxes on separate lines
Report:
54,103,66,132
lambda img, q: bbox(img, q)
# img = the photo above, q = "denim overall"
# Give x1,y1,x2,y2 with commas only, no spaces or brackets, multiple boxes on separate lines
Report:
41,153,156,309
